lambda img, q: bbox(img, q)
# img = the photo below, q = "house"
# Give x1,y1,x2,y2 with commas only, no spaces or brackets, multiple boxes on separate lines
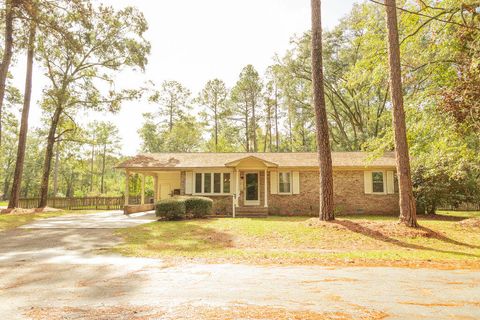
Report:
117,152,400,216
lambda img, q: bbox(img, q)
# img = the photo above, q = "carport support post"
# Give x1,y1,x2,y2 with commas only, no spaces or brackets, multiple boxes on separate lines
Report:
264,169,268,208
154,174,158,202
141,174,145,205
124,170,130,206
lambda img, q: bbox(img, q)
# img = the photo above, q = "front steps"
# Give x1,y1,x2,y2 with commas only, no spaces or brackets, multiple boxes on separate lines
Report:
234,206,269,218
207,207,269,218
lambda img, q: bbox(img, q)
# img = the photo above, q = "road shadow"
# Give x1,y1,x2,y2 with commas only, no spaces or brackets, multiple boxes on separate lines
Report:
332,220,480,258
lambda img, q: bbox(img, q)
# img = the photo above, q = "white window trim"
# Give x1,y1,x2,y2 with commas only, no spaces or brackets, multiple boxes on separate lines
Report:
371,171,387,195
278,171,293,195
193,171,232,196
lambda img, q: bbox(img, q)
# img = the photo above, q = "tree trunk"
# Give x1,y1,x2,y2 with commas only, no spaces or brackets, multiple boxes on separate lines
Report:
311,0,335,221
38,106,62,208
8,23,36,209
100,144,106,194
214,102,218,152
0,0,16,147
90,138,95,192
53,144,60,196
384,0,418,227
252,99,257,152
169,103,173,132
245,101,249,152
2,172,12,201
274,86,279,151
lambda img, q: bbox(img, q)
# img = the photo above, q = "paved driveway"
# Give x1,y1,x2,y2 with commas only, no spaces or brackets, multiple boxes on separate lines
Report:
1,211,479,319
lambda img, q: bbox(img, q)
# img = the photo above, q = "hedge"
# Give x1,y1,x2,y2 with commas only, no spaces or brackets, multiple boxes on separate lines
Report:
155,196,213,221
155,198,186,220
184,197,213,218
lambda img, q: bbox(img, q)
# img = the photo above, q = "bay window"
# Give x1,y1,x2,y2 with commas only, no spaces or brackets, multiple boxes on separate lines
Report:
194,172,232,195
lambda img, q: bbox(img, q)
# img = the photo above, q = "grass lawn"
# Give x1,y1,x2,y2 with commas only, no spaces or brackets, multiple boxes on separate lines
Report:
112,211,480,269
0,209,102,231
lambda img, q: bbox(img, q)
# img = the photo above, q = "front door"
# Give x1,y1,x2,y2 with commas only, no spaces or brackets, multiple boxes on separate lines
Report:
244,172,260,206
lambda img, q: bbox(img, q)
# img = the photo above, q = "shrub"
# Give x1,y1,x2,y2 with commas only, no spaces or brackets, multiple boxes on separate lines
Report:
155,198,186,221
184,196,213,218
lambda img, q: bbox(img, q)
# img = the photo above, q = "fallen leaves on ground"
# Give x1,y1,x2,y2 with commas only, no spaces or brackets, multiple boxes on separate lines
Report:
304,218,439,238
0,207,62,215
457,218,480,228
25,304,388,320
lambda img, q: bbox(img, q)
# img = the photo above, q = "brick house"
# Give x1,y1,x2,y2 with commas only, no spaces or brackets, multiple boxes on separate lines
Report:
117,152,400,216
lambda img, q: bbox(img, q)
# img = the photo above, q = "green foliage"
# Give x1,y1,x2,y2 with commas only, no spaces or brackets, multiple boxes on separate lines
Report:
155,196,213,220
197,79,234,151
139,116,203,153
231,65,264,152
155,198,186,221
149,80,192,132
184,196,213,218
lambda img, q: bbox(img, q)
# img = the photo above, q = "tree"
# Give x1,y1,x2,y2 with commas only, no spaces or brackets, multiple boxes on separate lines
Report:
0,0,18,147
231,65,263,152
139,115,203,153
149,80,191,132
265,66,282,151
384,0,418,227
311,0,335,221
0,111,17,200
37,3,150,208
8,22,36,209
93,121,121,194
197,79,230,151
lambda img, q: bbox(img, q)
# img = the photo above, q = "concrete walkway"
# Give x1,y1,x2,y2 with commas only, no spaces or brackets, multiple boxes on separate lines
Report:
19,210,158,229
0,211,479,319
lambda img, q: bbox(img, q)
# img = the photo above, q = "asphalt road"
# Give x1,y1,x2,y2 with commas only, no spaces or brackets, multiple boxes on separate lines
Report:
1,211,479,319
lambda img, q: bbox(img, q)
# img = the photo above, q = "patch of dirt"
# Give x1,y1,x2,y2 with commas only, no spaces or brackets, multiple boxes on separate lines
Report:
157,255,480,270
457,218,480,228
0,207,62,215
1,274,52,290
304,218,439,238
25,305,388,320
399,301,480,307
25,306,165,320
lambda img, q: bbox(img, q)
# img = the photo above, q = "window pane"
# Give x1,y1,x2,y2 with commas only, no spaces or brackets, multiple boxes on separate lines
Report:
279,172,291,193
372,172,384,193
214,173,221,193
204,173,212,193
195,173,202,193
223,173,231,193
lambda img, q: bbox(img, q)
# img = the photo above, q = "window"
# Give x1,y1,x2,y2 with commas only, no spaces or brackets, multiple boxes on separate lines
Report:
223,173,231,193
279,172,291,194
204,173,212,193
194,172,232,195
372,172,384,193
214,173,221,193
195,173,202,193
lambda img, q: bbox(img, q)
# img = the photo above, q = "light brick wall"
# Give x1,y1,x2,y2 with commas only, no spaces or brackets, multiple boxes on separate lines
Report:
180,169,399,216
269,170,399,216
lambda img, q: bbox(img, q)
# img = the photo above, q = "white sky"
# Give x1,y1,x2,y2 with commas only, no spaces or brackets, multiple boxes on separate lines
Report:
12,0,359,155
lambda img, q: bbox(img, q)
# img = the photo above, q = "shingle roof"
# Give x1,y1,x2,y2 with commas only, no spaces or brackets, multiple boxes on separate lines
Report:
117,152,396,169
